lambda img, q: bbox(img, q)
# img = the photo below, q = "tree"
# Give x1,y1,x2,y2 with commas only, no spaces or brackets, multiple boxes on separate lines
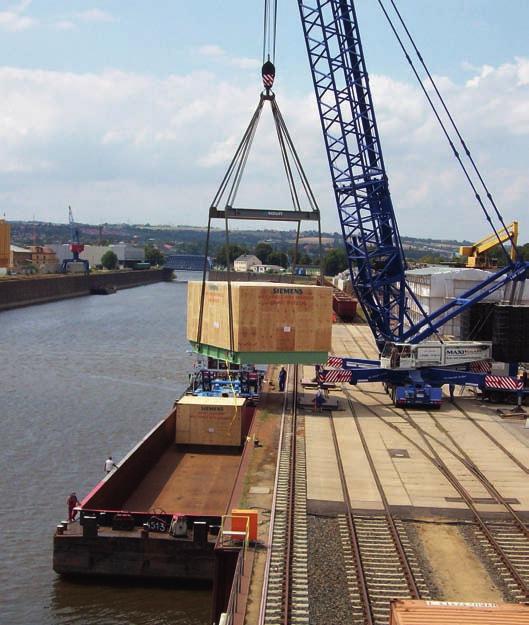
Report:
101,250,118,270
268,251,288,268
255,242,273,264
215,244,248,267
144,244,164,266
323,248,348,275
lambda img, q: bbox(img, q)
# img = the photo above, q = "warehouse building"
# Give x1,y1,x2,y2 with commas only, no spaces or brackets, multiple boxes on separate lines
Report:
405,266,516,338
50,243,144,269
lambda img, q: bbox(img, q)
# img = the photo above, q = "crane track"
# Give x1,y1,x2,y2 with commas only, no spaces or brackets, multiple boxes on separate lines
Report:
261,365,309,625
329,397,429,625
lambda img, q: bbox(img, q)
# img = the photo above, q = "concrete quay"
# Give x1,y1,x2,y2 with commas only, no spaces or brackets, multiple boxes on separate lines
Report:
229,322,529,623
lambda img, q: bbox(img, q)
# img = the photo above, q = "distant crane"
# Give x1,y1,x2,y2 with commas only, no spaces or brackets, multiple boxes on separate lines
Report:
459,221,519,269
61,206,89,273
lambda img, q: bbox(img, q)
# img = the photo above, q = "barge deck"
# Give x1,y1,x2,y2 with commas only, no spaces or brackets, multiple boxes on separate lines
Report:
124,447,241,515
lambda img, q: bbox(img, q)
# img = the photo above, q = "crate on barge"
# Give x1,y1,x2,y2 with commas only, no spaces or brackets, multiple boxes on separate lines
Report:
175,396,249,447
187,281,333,364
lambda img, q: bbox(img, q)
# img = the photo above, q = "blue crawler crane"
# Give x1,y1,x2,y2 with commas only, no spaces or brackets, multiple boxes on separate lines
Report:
297,0,529,406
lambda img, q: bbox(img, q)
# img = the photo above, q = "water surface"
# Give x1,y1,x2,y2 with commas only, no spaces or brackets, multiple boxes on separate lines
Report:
0,276,212,625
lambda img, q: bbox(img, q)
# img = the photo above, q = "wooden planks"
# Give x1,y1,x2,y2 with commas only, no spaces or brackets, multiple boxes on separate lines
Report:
187,281,333,353
175,396,246,447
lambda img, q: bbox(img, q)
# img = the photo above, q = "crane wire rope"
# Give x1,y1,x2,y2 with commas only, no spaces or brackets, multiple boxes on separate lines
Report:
262,0,278,64
377,0,516,268
387,0,521,264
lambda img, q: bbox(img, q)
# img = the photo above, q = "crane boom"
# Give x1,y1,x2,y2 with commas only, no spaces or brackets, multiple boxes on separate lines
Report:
460,221,519,268
297,0,408,347
299,0,529,349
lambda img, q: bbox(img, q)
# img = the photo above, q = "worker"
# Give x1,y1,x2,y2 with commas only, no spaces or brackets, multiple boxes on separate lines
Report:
313,387,326,412
104,456,118,474
278,367,287,392
67,492,80,522
449,383,456,402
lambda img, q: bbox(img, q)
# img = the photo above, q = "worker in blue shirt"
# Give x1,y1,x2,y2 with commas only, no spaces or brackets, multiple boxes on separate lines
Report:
278,367,287,392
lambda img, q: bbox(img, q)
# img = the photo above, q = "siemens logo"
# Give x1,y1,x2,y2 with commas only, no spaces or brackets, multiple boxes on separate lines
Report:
273,288,303,295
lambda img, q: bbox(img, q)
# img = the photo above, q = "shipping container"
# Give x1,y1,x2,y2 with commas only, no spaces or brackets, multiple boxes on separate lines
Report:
187,281,333,363
390,599,529,625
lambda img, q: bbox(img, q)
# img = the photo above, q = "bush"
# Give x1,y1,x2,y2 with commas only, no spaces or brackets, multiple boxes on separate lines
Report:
101,250,118,270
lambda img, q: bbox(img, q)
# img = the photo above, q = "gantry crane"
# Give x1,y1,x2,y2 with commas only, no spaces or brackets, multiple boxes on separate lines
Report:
460,221,519,269
297,0,529,405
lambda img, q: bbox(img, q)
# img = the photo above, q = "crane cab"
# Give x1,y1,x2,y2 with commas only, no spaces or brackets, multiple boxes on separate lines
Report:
381,343,415,370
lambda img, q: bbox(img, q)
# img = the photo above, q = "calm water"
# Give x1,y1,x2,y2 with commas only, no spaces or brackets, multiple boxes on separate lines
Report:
0,274,212,625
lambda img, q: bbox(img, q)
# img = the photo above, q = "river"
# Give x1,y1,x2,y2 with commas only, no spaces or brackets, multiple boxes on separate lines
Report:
0,274,212,625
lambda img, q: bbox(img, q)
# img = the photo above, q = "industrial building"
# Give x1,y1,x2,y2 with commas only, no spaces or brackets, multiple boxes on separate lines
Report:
405,266,528,338
49,243,144,269
0,219,10,269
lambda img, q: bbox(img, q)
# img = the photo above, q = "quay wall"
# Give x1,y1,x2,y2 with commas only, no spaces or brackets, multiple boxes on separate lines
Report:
0,268,173,311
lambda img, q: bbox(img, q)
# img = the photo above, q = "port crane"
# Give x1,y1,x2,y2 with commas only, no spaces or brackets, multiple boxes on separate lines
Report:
297,0,529,405
61,206,89,273
459,221,519,269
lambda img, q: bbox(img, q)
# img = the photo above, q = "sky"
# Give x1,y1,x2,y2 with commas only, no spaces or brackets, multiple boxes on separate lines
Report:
1,0,528,240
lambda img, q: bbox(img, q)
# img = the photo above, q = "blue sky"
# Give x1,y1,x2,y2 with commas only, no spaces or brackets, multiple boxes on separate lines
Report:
1,1,529,240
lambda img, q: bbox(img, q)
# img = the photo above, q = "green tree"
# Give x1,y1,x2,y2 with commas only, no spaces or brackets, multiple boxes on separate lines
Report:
145,244,164,266
268,251,288,268
255,242,273,263
215,244,248,267
323,247,348,275
101,250,118,270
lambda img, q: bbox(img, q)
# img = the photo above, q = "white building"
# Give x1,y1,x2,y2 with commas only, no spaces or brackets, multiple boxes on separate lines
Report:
404,266,524,338
49,243,144,268
233,254,262,272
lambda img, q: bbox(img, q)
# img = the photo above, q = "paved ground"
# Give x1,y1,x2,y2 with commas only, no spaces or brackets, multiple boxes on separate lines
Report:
304,322,529,515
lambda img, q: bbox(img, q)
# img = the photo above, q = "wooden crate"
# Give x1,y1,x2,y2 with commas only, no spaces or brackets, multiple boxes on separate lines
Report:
187,281,333,354
175,396,246,447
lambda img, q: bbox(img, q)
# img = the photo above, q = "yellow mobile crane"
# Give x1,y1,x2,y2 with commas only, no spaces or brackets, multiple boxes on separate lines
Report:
459,221,519,269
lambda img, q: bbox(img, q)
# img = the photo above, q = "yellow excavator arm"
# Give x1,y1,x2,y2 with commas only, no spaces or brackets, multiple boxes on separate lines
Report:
459,221,518,268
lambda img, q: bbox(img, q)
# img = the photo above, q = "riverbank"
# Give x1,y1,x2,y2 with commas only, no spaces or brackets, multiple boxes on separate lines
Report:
0,268,174,311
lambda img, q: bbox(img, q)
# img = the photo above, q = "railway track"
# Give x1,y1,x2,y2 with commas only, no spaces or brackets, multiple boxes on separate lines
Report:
260,365,309,625
329,398,430,625
348,384,529,602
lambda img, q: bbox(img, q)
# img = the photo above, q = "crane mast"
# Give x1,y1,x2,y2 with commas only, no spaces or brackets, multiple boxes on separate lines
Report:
297,0,408,347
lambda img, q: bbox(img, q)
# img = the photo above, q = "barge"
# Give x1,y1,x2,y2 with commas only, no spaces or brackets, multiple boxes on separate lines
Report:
53,396,255,581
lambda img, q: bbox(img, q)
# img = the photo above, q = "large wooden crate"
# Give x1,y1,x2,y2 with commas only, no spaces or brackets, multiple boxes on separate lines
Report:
175,396,246,447
187,281,333,363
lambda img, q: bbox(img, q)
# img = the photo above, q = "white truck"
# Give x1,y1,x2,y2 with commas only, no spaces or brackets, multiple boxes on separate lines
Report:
380,341,492,370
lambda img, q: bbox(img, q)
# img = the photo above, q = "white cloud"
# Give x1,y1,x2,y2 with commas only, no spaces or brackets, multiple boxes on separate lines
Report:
53,19,75,31
197,44,260,70
1,58,528,240
75,8,116,23
197,44,225,58
0,0,36,31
